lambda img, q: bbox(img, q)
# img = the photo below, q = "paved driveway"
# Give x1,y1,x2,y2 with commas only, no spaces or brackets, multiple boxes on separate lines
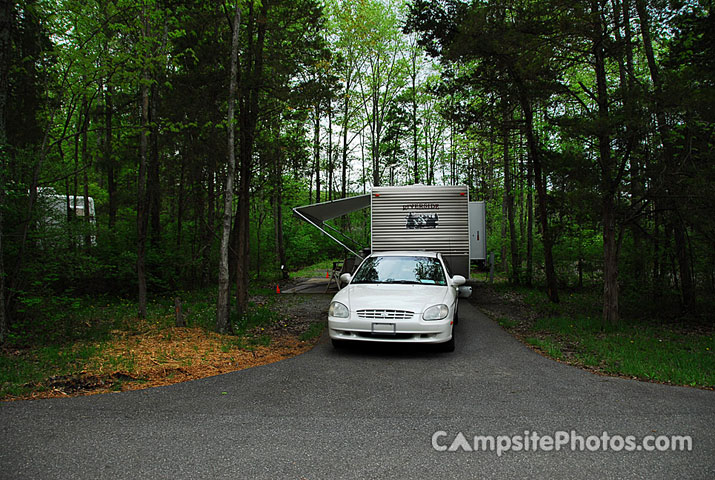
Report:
1,300,713,479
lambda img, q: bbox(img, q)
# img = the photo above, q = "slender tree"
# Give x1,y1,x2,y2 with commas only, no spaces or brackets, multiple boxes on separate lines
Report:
217,1,241,334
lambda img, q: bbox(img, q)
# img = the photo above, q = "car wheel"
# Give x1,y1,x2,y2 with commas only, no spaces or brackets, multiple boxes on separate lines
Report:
438,330,455,353
331,338,348,349
454,308,459,325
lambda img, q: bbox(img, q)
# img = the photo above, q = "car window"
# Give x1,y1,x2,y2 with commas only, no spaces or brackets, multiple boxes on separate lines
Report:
351,256,447,285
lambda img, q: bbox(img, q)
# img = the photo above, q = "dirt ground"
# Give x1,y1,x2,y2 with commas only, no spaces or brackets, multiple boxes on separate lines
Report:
9,290,332,401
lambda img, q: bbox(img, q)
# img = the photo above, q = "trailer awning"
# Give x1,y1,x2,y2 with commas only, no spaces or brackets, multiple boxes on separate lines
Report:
292,194,371,258
292,194,371,225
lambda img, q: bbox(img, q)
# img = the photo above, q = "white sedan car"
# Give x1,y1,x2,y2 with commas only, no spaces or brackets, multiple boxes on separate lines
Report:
328,251,469,352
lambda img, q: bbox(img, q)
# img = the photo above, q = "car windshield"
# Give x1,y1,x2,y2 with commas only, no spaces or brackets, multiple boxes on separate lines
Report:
351,256,447,285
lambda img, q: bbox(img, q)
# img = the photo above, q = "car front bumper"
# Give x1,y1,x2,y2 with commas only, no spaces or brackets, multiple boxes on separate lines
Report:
328,315,453,344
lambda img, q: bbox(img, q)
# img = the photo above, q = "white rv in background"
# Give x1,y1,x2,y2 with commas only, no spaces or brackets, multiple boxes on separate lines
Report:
38,188,97,245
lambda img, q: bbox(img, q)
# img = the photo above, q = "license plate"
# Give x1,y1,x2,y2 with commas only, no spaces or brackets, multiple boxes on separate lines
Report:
371,323,396,335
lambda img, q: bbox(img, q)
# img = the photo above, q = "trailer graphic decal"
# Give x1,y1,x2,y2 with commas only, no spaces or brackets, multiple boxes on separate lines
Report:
402,203,439,211
405,213,439,229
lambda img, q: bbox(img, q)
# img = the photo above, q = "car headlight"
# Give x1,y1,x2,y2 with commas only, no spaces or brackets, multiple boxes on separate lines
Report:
329,301,350,318
423,304,449,321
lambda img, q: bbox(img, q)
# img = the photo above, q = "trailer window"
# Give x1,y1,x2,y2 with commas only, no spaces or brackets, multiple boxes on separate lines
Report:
351,256,446,285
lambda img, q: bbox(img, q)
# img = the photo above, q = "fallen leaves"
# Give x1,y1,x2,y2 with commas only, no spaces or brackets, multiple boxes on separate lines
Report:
11,327,318,401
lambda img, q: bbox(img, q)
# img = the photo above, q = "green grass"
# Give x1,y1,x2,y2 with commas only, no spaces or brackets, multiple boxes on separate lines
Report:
0,281,294,399
248,334,271,347
299,321,326,341
518,289,715,388
0,342,106,397
525,336,564,360
233,302,282,334
497,317,519,329
292,259,339,278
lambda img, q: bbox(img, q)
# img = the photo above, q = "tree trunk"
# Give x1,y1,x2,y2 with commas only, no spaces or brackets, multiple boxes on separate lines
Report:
635,0,694,311
105,84,117,229
593,0,620,327
602,198,619,327
216,2,241,334
149,81,161,246
504,121,519,284
327,102,333,201
235,0,267,320
0,0,7,342
519,92,558,302
526,151,534,286
137,75,149,319
314,103,321,203
80,99,91,249
0,183,5,344
176,159,184,247
501,186,508,273
273,137,288,279
341,79,350,198
412,55,419,184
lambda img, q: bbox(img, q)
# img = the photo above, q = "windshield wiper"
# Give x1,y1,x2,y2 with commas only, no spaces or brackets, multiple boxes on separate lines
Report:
383,280,421,285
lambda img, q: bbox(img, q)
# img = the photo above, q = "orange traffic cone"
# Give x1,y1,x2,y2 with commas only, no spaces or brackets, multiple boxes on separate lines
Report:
326,270,330,278
276,285,281,294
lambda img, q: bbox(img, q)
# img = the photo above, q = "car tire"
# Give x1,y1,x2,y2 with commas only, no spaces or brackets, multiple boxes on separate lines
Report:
438,330,455,353
331,338,348,349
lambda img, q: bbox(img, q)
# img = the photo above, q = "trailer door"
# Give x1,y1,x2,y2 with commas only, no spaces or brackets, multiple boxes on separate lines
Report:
469,201,487,261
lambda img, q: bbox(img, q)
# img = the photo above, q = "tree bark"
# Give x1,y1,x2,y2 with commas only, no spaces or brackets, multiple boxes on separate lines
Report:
216,2,241,334
341,77,350,198
105,83,117,229
635,0,694,311
235,0,267,320
0,182,5,344
503,120,519,284
0,0,6,339
327,101,333,201
313,103,321,203
593,0,620,327
518,92,559,302
80,98,91,249
273,137,288,279
526,149,534,286
137,19,150,319
412,52,419,184
149,81,161,246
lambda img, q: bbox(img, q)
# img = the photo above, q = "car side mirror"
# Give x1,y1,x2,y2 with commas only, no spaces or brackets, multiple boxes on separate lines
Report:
458,286,472,298
340,273,352,284
451,275,466,286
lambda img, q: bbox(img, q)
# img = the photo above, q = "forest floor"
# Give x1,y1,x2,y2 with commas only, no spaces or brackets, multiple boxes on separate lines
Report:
0,281,331,401
3,273,713,400
471,280,715,390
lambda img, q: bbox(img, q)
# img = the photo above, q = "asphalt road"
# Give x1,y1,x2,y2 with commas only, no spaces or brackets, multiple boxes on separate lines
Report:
1,299,713,479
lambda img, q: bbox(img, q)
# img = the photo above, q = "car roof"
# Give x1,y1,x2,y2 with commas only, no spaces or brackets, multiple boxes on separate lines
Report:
368,251,441,259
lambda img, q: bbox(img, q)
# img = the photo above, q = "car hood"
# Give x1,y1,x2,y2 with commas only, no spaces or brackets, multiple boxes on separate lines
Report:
333,283,450,313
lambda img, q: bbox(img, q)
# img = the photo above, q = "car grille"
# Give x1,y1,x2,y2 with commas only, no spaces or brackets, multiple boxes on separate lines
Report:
357,309,414,320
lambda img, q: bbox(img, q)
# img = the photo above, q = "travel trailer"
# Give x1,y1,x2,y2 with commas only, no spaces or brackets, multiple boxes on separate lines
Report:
293,184,486,278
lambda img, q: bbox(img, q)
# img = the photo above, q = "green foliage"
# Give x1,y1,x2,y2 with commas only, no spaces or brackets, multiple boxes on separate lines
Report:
292,259,339,278
232,301,282,335
528,315,715,387
299,321,326,341
517,287,715,387
2,0,714,350
525,337,563,360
